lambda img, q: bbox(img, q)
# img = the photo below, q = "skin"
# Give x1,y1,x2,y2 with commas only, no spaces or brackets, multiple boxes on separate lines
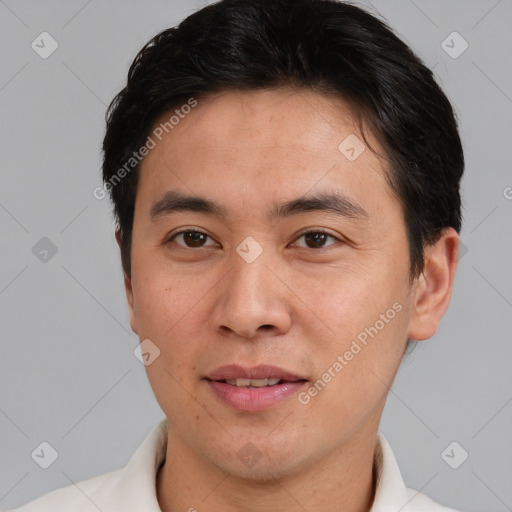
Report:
117,88,459,512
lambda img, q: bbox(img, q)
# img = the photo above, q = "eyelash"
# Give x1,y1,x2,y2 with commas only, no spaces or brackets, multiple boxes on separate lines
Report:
167,228,343,250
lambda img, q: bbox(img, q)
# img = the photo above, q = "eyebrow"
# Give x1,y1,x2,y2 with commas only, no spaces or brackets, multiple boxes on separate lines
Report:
270,191,368,221
150,191,228,220
150,190,368,222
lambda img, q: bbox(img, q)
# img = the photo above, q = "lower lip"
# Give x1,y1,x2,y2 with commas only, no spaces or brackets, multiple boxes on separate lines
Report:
206,380,307,412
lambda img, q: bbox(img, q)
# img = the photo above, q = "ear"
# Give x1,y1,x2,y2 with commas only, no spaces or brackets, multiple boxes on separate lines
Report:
407,228,459,341
115,228,138,334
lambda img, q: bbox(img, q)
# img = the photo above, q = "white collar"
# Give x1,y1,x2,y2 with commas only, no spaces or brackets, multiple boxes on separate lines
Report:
11,417,457,511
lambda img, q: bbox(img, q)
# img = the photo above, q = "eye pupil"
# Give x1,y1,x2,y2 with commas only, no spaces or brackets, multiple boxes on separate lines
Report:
184,231,207,247
304,232,328,248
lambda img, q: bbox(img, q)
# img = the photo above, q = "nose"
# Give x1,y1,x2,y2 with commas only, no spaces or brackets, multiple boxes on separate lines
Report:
209,252,292,340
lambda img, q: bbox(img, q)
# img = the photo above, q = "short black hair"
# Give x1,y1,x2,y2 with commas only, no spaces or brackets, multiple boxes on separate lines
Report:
102,0,464,282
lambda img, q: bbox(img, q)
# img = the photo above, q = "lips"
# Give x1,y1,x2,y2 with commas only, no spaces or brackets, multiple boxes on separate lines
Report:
204,364,308,412
205,364,306,382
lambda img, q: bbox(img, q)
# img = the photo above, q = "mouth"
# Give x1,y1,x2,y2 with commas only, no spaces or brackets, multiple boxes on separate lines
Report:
204,364,309,412
205,364,307,382
217,377,292,387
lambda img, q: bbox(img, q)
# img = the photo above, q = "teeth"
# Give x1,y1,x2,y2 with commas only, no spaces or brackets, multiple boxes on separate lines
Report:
231,378,251,387
224,378,282,387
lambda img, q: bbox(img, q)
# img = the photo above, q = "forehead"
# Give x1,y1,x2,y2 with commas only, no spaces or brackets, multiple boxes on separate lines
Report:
137,88,397,218
150,89,366,153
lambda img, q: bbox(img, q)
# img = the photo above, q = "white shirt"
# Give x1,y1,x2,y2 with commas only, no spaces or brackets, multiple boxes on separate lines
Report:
7,418,461,512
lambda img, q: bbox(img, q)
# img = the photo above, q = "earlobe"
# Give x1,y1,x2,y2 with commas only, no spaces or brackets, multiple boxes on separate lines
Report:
115,226,123,249
124,274,139,335
115,228,138,334
407,228,460,341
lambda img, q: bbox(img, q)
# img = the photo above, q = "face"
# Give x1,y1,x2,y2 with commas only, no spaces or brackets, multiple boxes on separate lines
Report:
123,89,451,479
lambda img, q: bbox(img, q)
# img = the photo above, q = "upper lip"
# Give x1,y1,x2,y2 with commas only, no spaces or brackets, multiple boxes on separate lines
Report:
205,364,307,382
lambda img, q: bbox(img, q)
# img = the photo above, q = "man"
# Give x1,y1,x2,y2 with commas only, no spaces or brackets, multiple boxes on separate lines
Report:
9,0,464,510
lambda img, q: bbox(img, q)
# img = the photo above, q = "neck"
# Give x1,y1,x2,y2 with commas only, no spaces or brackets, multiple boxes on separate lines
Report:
156,423,380,512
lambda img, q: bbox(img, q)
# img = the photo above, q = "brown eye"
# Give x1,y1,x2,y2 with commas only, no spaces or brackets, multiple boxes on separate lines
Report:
171,230,217,248
294,230,340,249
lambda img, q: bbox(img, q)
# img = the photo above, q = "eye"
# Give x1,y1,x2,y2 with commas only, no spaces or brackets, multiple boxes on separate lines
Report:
292,230,342,249
169,230,219,248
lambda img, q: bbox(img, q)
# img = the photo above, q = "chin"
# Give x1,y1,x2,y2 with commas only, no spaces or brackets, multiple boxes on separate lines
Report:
220,457,304,483
206,436,312,482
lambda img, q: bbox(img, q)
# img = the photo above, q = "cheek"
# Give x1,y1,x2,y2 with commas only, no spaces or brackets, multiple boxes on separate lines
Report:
130,263,214,388
290,256,405,337
131,264,207,340
297,310,407,448
293,260,409,406
134,276,207,415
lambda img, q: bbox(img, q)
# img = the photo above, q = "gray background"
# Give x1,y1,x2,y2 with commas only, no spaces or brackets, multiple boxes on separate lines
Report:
0,0,511,510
